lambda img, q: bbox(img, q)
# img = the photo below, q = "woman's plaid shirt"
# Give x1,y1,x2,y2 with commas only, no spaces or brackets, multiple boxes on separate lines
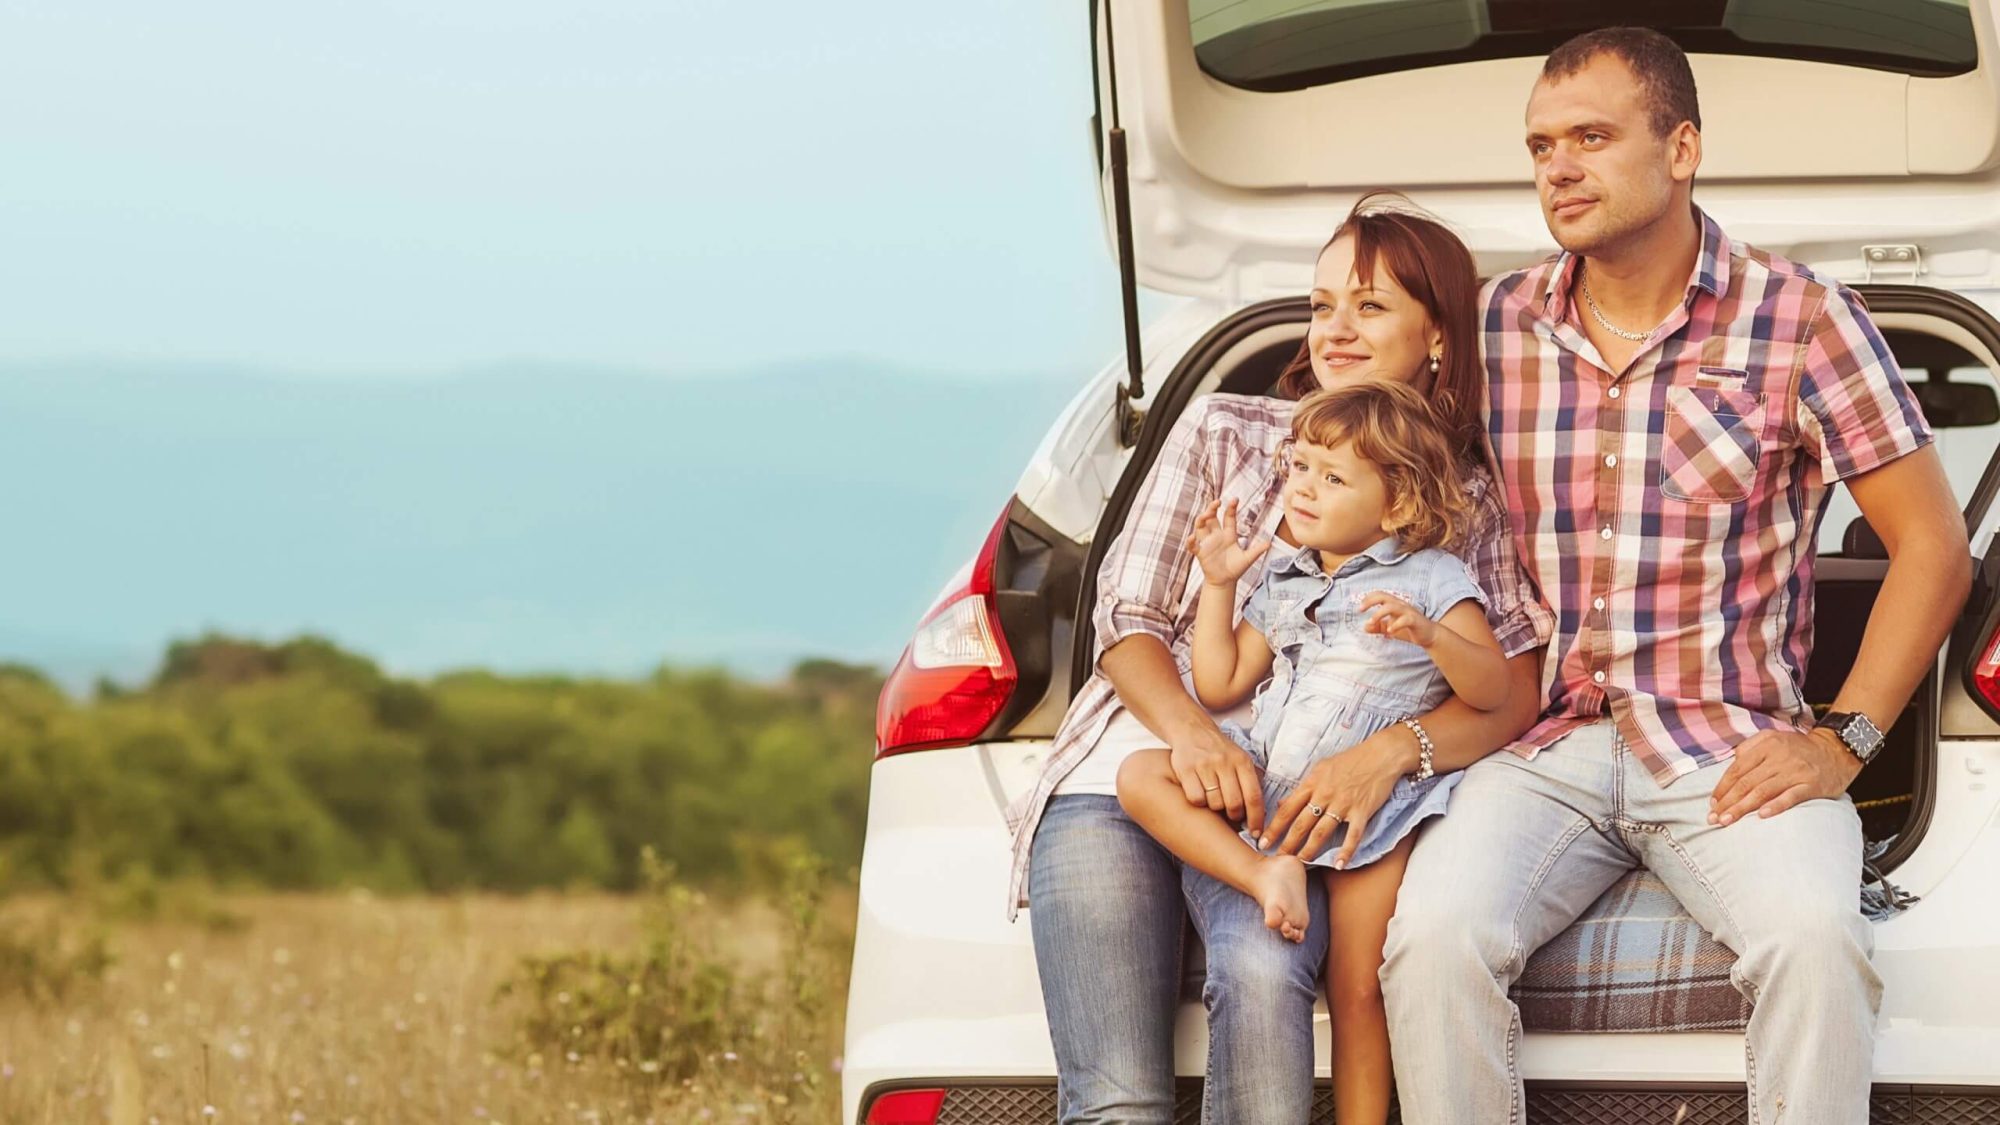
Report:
1483,209,1933,786
1004,394,1554,917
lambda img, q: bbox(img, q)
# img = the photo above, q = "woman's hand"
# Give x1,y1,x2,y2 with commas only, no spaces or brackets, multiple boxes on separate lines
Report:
1261,724,1410,868
1186,498,1270,590
1169,723,1266,835
1360,591,1437,648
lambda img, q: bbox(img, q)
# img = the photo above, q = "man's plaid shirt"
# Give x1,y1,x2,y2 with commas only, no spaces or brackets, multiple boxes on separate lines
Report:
1483,209,1933,785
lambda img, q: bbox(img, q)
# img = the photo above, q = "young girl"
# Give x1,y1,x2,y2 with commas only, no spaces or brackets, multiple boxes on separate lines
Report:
1115,379,1511,1115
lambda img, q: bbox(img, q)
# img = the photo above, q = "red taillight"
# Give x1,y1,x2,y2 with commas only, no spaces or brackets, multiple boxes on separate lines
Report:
1973,622,2000,710
875,508,1018,756
864,1088,947,1125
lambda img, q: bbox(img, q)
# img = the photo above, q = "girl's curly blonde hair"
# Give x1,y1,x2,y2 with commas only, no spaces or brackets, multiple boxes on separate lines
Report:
1285,381,1476,553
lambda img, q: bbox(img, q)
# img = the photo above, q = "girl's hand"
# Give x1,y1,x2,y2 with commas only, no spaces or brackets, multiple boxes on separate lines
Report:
1187,498,1271,588
1361,591,1438,648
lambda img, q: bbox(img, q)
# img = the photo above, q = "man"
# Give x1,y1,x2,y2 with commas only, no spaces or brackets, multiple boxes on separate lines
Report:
1380,27,1971,1125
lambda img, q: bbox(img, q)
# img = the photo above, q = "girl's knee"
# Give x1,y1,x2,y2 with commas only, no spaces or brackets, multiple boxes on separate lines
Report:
1327,964,1387,1021
1114,748,1175,809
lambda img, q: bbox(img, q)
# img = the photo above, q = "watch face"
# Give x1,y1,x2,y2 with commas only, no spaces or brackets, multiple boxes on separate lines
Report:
1844,714,1886,759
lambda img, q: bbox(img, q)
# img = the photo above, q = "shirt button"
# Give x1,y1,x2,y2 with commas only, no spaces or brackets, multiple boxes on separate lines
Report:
1604,454,1618,468
1608,387,1622,399
1600,526,1614,541
1593,597,1606,611
1593,671,1607,684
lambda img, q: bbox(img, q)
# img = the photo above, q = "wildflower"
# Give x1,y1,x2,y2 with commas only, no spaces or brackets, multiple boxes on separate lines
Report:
723,1051,738,1063
201,1107,217,1118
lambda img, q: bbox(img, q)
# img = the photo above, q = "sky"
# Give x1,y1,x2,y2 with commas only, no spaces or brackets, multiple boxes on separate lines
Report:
1,1,1124,376
0,1,1140,684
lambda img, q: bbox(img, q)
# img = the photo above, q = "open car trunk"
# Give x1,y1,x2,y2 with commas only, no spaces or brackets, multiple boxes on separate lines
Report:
1046,282,2000,1035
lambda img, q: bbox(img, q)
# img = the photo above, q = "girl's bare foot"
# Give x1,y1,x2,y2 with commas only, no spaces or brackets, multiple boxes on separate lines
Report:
1250,854,1310,943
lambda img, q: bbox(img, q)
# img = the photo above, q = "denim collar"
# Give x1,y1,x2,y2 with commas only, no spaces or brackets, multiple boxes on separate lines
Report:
1268,534,1408,579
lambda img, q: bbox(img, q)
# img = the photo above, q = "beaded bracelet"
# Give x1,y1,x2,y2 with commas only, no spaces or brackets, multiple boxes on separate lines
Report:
1400,717,1436,782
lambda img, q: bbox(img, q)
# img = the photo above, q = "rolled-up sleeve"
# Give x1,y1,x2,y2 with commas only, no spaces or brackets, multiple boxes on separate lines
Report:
1090,399,1219,666
1794,284,1933,484
1458,474,1554,659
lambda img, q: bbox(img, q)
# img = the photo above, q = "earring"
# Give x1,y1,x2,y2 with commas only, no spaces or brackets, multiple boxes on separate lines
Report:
1429,353,1441,375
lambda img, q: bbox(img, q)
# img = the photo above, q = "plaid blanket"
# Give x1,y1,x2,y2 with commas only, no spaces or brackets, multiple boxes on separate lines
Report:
1514,868,1752,1033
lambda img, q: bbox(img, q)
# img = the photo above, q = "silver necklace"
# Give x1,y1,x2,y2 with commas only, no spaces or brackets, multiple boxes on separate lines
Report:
1580,267,1656,343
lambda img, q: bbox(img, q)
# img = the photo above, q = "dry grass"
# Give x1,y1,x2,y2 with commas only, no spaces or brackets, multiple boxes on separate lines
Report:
0,887,851,1124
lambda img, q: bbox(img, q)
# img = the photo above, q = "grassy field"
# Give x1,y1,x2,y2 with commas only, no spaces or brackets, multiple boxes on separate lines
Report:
0,878,853,1125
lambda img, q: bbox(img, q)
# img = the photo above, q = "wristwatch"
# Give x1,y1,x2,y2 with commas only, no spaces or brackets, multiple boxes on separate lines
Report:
1814,711,1885,765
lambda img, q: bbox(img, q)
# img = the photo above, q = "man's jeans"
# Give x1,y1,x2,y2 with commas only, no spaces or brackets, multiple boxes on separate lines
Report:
1028,794,1329,1124
1382,721,1881,1125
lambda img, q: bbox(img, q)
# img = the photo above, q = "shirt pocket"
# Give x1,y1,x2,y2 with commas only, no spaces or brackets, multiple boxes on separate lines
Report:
1660,384,1768,504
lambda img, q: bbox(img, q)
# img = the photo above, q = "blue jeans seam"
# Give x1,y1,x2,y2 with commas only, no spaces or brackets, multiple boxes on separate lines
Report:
1498,814,1598,1125
1185,883,1217,1124
1640,824,1768,1120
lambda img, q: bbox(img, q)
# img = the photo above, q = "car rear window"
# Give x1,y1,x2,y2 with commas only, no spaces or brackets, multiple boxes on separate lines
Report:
1190,1,1978,91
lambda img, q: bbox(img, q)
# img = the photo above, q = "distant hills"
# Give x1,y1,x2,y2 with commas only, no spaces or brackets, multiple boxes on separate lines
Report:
0,359,1091,689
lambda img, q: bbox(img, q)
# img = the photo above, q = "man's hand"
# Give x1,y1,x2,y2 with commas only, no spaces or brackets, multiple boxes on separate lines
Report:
1169,724,1266,835
1708,726,1862,826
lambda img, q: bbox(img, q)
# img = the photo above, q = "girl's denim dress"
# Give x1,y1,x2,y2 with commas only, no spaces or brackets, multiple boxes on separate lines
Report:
1224,536,1487,870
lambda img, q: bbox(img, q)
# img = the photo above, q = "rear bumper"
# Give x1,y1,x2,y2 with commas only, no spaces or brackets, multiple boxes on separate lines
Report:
851,1079,2000,1124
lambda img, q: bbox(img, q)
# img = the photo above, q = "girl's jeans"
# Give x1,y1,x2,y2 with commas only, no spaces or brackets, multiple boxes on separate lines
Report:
1028,794,1329,1124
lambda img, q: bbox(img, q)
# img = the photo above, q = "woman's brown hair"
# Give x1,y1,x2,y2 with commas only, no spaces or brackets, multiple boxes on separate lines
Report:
1276,192,1486,463
1287,381,1475,552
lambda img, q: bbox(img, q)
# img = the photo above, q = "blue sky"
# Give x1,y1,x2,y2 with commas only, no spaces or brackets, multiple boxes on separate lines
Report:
1,0,1123,375
0,2,1139,683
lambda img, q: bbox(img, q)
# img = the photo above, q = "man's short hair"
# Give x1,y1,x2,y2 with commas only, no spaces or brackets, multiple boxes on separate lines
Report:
1542,27,1701,137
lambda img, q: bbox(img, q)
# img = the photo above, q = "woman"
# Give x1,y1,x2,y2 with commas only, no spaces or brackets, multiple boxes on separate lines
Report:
1006,194,1553,1125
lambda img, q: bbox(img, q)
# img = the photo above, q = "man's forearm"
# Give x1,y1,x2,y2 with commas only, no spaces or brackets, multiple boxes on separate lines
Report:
1827,531,1971,731
1100,635,1220,747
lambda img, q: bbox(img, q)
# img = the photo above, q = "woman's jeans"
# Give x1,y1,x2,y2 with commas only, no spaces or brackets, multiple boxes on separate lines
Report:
1027,794,1328,1124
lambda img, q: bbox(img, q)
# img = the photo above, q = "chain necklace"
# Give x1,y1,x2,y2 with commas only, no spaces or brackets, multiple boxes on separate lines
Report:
1580,266,1658,343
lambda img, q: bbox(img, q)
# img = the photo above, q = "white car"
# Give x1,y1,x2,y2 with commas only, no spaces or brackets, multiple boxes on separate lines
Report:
845,3,2000,1121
